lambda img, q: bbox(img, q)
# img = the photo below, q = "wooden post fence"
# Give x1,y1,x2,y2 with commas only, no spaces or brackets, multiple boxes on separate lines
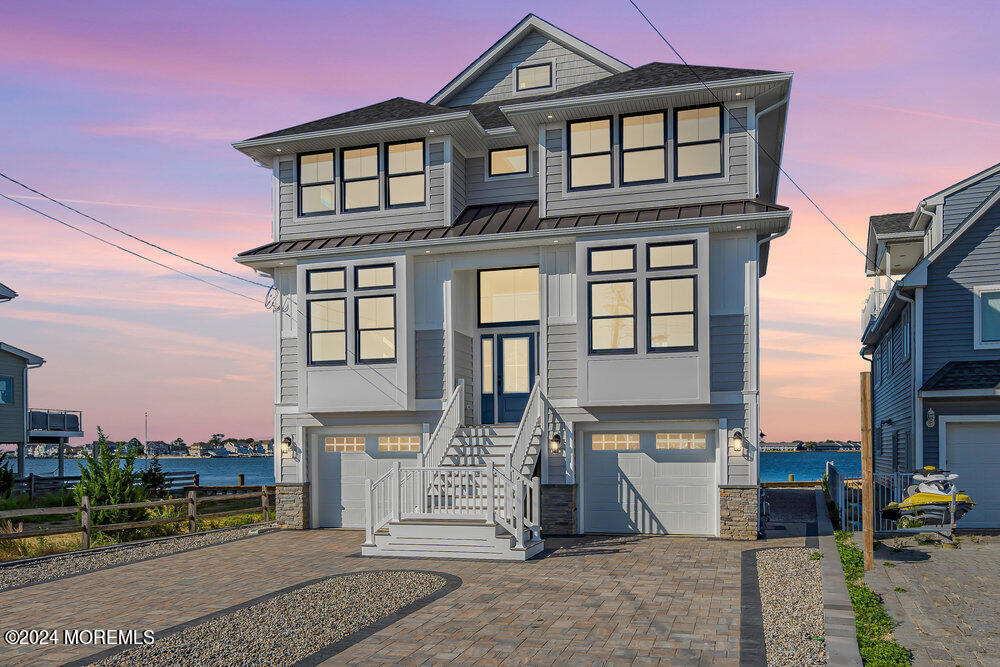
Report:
81,496,90,549
238,473,245,486
860,371,875,570
261,487,269,521
187,490,197,533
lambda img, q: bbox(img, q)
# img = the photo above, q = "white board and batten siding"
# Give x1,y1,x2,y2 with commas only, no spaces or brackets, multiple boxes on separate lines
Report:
445,30,616,107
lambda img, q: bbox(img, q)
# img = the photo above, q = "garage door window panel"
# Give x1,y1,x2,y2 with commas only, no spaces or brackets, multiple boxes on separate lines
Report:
592,433,640,450
325,436,365,452
378,435,420,452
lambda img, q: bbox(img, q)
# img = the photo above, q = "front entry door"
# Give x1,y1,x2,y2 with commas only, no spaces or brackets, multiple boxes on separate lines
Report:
481,333,535,424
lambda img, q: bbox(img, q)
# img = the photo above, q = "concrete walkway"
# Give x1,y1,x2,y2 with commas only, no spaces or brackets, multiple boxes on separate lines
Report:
0,527,810,665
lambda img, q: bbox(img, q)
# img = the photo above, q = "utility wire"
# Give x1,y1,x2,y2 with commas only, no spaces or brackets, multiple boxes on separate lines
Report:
0,171,270,289
626,0,873,264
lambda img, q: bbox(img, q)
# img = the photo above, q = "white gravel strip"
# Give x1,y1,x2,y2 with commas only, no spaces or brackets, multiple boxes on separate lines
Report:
758,547,826,666
0,525,272,592
94,570,448,666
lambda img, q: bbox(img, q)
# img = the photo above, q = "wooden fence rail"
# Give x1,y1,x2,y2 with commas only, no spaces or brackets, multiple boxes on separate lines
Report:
0,488,273,547
13,471,200,499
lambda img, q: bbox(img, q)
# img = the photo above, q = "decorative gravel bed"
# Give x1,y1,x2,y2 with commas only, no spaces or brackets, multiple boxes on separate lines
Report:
93,570,451,666
757,547,826,665
0,525,272,592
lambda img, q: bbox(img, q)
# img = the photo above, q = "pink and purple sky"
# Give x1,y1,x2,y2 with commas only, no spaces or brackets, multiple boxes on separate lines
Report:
1,1,998,444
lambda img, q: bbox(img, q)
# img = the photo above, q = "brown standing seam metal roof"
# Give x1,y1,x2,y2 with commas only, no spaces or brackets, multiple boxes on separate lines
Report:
237,199,788,258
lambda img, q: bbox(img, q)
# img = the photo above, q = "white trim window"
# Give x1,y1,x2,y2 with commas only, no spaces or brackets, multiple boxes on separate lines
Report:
515,63,552,92
974,285,1000,349
901,307,911,360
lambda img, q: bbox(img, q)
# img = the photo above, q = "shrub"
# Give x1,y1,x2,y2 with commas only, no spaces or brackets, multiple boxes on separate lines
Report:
0,452,14,499
140,454,168,497
73,427,148,536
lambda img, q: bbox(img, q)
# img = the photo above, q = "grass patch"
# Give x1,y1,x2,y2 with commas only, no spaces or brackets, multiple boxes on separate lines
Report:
0,491,78,524
893,587,907,593
809,551,823,560
834,531,911,665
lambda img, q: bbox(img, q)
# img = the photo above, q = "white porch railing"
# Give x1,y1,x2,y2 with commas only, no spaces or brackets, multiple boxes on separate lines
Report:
420,379,464,468
505,376,545,479
827,462,914,532
861,287,889,330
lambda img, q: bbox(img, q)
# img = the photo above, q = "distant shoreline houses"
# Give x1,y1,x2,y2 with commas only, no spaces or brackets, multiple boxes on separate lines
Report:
24,437,274,459
760,440,862,452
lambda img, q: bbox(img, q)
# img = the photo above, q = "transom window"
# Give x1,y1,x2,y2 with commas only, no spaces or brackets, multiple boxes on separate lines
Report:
515,63,552,91
489,147,529,177
306,268,345,294
356,295,396,362
325,436,364,452
341,145,379,211
648,241,696,269
568,118,612,190
378,435,420,452
592,433,640,451
355,264,395,290
298,151,335,216
621,112,666,184
386,140,425,207
588,246,635,274
656,432,707,450
648,277,696,351
478,267,540,326
307,299,346,364
675,105,722,179
589,280,635,353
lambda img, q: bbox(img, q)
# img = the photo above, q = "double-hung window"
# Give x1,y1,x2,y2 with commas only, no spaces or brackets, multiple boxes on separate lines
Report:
354,263,396,362
385,140,425,207
568,118,612,190
648,277,697,351
298,151,335,215
675,105,722,179
588,246,636,354
341,145,379,211
620,112,666,184
307,298,346,365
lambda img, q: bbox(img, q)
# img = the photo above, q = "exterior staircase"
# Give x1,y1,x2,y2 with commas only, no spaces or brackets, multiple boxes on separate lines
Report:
361,380,548,561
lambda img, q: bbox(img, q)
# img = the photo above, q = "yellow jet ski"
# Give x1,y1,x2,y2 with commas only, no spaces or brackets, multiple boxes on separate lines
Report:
881,466,975,525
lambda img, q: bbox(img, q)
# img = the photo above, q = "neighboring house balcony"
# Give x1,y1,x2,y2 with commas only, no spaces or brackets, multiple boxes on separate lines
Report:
28,408,84,442
861,286,889,331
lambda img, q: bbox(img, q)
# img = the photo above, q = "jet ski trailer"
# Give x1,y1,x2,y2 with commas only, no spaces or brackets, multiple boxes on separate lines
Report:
880,466,975,540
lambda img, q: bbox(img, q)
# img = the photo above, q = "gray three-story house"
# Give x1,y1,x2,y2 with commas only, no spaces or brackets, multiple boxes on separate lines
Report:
862,162,1000,530
234,14,792,557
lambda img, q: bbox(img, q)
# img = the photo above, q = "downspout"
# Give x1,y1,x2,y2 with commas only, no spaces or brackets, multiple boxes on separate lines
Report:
753,89,791,199
896,290,916,471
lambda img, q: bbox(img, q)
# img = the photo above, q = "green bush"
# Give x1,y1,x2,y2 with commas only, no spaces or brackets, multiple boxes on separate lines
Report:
140,454,168,497
73,427,148,536
0,452,14,499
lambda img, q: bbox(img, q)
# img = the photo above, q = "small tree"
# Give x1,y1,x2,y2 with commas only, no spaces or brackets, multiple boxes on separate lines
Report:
140,454,167,497
209,433,225,446
0,452,14,499
74,427,148,533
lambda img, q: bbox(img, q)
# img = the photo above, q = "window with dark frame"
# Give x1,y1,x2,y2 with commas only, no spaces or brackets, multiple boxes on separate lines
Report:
0,375,13,404
307,298,346,365
648,276,696,352
589,280,636,353
478,267,540,326
588,246,635,274
648,240,697,270
355,264,395,290
386,140,425,207
341,145,379,212
620,112,666,184
675,105,723,179
515,63,552,91
297,151,335,216
488,147,529,177
568,118,612,190
306,268,345,294
356,294,396,362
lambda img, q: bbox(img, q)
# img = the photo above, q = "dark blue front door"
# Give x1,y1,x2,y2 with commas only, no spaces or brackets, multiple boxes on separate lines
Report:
496,333,535,423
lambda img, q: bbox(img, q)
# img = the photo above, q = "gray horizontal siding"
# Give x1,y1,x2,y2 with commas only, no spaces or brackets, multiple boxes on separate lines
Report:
921,398,1000,468
447,31,614,107
279,338,298,406
871,309,914,474
279,414,299,482
942,170,1000,236
451,146,466,223
709,314,747,393
465,152,539,205
544,106,751,216
546,323,577,400
0,351,26,445
277,140,447,240
415,329,445,400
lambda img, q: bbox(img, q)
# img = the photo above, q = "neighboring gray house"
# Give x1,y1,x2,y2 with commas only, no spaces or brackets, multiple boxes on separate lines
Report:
234,14,792,557
861,162,1000,530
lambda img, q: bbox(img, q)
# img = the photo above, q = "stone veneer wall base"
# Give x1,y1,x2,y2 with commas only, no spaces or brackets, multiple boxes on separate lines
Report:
719,484,759,540
275,482,311,529
540,484,577,536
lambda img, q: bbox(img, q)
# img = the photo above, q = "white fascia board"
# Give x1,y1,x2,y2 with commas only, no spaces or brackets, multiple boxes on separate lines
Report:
428,14,631,106
235,210,790,267
922,161,1000,205
497,73,793,116
919,388,1000,398
0,342,45,366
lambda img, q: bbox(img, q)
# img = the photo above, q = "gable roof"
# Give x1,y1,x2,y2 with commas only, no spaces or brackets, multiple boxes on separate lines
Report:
0,282,15,302
921,360,1000,392
0,342,44,366
428,14,630,106
237,198,787,259
870,212,916,236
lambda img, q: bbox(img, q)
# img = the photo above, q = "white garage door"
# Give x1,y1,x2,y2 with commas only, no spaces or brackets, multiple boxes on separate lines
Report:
946,421,1000,529
583,430,716,535
315,434,419,528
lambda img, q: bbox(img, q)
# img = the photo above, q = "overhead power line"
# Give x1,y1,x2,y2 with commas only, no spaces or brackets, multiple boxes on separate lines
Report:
0,171,269,289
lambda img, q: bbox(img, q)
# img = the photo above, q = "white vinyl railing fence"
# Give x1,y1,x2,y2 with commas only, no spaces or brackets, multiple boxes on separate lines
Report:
826,462,914,532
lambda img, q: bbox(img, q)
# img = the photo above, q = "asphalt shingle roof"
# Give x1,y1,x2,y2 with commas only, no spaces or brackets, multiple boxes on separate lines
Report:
921,360,1000,391
243,62,784,140
238,198,786,257
870,212,916,236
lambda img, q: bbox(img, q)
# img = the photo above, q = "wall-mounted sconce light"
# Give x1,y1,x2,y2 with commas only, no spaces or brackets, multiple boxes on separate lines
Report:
731,429,744,454
281,437,293,456
925,408,936,428
549,433,563,454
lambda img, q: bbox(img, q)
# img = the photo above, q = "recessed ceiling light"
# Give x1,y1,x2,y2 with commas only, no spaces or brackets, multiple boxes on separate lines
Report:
553,239,559,243
736,225,742,229
735,91,742,97
425,250,431,254
276,148,282,152
428,129,435,133
547,114,553,119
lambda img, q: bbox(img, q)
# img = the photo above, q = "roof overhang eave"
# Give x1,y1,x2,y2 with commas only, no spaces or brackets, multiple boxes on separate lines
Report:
235,209,791,267
919,388,1000,398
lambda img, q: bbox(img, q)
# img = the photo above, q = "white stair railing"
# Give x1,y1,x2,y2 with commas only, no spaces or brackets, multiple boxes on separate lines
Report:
421,379,465,468
505,376,544,479
364,468,394,546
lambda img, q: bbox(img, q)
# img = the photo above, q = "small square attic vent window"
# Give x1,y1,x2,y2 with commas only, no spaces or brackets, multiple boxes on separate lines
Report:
516,63,552,91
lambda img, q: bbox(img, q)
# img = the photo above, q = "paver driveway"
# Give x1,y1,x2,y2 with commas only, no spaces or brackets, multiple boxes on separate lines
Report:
0,529,806,665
